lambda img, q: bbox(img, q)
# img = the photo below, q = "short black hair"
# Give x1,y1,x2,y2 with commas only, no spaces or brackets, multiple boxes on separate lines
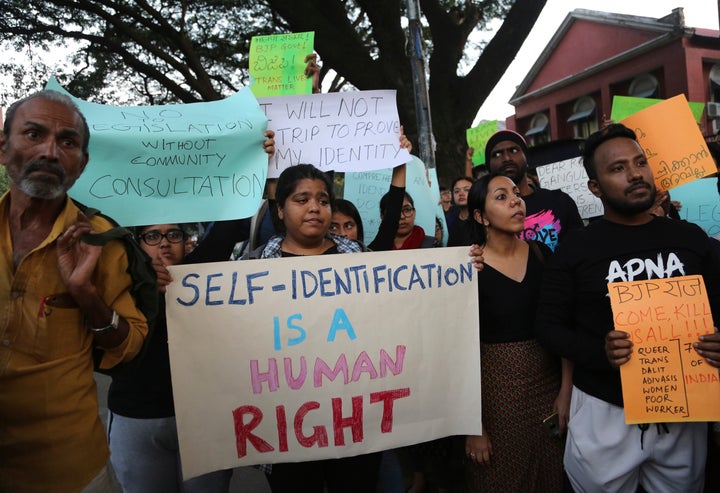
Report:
333,199,365,243
275,164,334,208
3,90,90,153
466,173,498,246
379,190,413,216
582,123,638,180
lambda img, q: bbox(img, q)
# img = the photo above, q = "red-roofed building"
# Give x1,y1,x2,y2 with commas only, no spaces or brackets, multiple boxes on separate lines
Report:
507,7,720,145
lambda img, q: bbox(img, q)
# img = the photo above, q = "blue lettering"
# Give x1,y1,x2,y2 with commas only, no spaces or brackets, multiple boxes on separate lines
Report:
177,273,200,306
408,264,426,290
392,265,408,290
229,271,246,305
318,267,335,297
327,308,357,342
247,271,269,304
302,270,318,298
205,273,223,305
287,313,306,346
372,265,388,293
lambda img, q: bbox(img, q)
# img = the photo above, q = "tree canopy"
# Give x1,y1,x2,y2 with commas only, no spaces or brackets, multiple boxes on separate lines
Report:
0,0,546,180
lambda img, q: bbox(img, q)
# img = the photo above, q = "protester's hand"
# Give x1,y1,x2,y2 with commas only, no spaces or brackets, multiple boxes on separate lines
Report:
553,386,571,433
466,147,474,163
153,259,173,294
57,211,102,297
671,200,682,211
649,191,670,217
399,125,412,154
468,244,484,271
263,130,275,157
695,330,720,368
304,53,321,94
605,330,633,367
466,433,492,465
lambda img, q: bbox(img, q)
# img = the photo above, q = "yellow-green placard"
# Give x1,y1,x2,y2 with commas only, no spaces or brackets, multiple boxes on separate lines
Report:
466,120,498,166
250,32,314,97
611,95,705,123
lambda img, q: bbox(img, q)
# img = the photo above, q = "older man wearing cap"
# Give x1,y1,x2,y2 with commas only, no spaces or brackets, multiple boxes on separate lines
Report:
485,130,583,250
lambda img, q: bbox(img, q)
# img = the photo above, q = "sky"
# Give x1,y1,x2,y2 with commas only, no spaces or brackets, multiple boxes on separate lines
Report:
474,0,719,124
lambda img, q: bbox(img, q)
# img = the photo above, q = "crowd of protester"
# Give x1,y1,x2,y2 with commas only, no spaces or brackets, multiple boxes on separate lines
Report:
2,53,720,493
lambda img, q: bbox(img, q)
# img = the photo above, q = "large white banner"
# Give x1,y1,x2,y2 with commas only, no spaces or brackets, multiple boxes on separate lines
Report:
166,248,481,479
258,90,411,178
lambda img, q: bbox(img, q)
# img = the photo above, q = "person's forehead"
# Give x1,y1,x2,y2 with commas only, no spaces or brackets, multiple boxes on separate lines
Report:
292,178,329,194
141,224,181,233
489,175,516,189
332,212,354,223
490,140,521,153
454,180,472,189
14,97,84,132
595,137,644,164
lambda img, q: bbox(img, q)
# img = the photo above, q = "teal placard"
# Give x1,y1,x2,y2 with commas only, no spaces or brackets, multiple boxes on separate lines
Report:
466,120,498,165
250,32,314,97
45,77,269,226
611,95,705,123
671,177,720,237
344,156,439,246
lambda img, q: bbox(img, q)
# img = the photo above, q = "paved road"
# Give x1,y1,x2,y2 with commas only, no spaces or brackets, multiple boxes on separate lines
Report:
95,374,271,492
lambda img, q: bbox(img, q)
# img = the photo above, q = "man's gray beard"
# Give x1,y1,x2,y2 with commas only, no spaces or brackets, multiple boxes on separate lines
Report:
10,160,69,200
17,178,67,200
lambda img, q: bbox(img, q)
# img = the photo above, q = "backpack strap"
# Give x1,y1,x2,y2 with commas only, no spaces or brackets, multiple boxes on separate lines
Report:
72,199,158,377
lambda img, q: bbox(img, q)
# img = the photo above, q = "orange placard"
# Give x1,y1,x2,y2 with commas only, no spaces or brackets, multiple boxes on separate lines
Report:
620,94,716,192
608,275,720,424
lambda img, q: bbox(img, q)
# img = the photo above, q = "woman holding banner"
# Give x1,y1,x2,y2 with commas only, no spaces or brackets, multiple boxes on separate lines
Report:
464,173,571,492
244,163,381,493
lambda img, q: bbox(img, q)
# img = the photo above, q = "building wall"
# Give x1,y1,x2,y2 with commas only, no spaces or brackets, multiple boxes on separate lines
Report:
511,32,720,141
526,19,660,94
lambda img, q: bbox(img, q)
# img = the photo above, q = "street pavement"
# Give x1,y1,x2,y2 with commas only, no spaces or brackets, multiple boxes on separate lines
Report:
94,374,271,492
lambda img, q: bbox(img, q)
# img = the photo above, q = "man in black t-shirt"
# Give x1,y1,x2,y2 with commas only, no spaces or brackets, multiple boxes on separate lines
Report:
485,130,584,250
536,124,720,493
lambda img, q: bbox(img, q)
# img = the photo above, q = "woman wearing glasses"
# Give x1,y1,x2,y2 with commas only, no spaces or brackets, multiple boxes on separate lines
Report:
107,221,253,492
381,192,435,250
106,130,275,492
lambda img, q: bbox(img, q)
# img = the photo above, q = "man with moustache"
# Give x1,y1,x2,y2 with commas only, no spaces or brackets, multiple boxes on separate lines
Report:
536,124,720,493
485,130,583,250
0,90,148,492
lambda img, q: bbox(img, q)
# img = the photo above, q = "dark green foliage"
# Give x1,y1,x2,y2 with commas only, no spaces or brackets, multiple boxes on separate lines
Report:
0,0,546,180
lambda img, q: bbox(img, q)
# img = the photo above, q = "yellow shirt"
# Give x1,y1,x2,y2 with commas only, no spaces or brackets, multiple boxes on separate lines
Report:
0,193,148,493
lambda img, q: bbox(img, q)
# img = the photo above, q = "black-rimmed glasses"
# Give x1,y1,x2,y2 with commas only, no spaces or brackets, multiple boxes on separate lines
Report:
139,229,185,246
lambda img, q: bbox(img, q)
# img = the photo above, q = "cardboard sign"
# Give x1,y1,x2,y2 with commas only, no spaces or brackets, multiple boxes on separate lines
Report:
44,78,269,226
536,157,603,219
249,32,314,97
257,90,411,178
611,95,705,123
671,177,720,237
608,275,720,424
166,248,482,479
619,94,716,192
466,120,498,166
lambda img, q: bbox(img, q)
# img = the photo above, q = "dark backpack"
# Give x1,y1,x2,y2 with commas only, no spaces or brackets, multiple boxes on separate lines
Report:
72,199,158,378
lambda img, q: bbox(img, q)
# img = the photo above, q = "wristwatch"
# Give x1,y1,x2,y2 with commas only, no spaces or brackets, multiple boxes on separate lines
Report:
90,310,119,334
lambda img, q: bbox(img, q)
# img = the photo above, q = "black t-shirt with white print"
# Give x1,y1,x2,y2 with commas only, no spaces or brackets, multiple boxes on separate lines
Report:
536,216,720,407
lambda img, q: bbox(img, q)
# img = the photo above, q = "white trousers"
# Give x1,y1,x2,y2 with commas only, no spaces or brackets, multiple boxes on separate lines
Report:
564,387,707,493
